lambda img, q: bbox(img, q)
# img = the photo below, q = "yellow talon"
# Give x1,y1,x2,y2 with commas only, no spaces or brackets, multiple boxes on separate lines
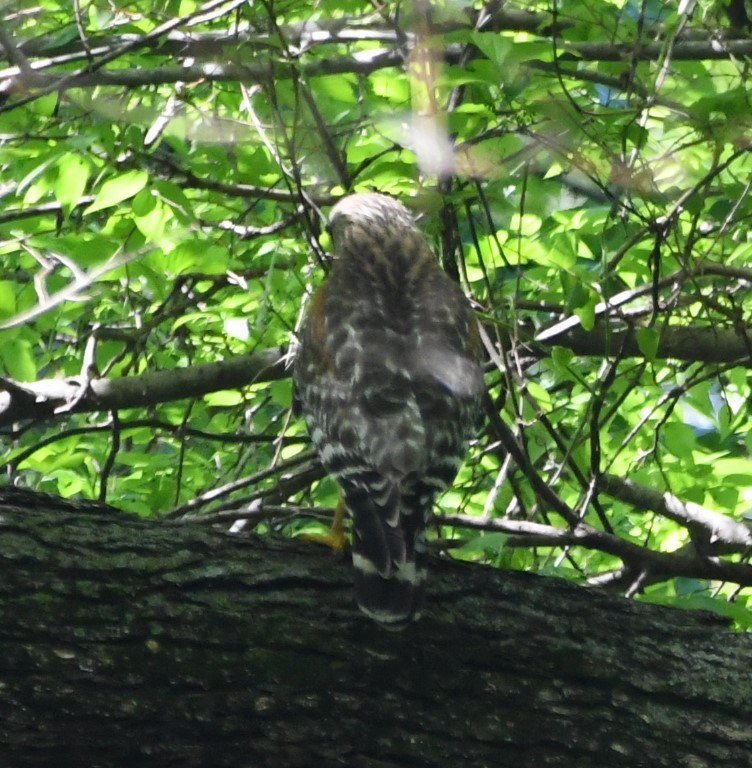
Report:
299,497,348,552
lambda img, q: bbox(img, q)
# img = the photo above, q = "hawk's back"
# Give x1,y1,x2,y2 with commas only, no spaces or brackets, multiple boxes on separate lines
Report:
294,193,484,627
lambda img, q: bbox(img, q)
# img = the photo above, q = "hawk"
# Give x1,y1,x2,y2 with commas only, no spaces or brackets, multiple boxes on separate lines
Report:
294,193,484,627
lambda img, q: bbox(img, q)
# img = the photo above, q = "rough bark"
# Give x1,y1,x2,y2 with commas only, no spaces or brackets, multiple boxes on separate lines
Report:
0,487,750,768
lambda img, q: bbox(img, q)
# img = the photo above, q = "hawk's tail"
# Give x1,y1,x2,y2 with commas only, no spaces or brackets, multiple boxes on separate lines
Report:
352,533,427,628
349,489,428,628
341,475,429,627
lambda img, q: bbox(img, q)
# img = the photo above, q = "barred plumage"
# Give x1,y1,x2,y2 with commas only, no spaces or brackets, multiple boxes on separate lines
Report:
293,193,484,627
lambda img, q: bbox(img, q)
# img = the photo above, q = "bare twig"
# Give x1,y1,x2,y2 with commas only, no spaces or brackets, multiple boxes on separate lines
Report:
0,347,289,428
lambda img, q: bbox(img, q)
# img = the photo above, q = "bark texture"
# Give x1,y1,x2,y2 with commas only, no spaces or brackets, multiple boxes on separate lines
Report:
0,487,750,768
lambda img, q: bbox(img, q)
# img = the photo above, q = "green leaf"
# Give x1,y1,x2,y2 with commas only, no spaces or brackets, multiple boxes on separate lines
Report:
270,379,292,407
51,470,87,497
574,301,596,331
55,154,90,209
527,381,552,409
132,188,156,216
551,346,574,368
636,327,660,361
716,403,732,437
18,152,61,196
133,191,172,244
455,532,509,557
662,422,696,461
84,170,148,214
708,485,738,511
0,337,36,380
313,74,356,102
370,72,409,101
0,281,17,317
713,458,752,483
470,33,512,69
562,273,589,311
153,180,193,220
205,390,244,406
223,317,250,341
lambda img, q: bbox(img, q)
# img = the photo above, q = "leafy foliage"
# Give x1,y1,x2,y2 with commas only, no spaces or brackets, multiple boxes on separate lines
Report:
1,0,751,624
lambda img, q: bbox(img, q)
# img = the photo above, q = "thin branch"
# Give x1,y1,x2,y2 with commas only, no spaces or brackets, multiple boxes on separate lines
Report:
599,473,752,550
0,346,289,428
0,246,156,330
0,0,249,113
482,392,580,526
6,418,294,468
440,513,752,587
536,322,752,366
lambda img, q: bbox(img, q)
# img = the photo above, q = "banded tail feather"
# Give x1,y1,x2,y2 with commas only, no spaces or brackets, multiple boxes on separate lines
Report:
352,541,426,628
343,479,429,628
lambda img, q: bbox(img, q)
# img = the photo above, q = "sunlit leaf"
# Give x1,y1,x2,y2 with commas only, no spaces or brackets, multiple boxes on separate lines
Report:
636,327,660,361
662,422,696,460
0,337,36,380
84,170,149,214
55,154,90,209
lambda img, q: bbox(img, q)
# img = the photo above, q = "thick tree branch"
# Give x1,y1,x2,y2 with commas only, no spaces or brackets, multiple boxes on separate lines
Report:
2,313,748,430
6,38,752,97
536,321,752,366
1,487,751,767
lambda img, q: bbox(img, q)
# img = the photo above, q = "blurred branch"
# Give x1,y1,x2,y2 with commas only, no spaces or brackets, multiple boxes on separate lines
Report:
0,196,95,224
0,246,154,330
0,0,248,111
0,53,405,98
5,9,749,63
4,23,752,105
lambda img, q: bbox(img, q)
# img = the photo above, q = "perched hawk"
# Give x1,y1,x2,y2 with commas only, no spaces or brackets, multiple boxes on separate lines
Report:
294,193,484,627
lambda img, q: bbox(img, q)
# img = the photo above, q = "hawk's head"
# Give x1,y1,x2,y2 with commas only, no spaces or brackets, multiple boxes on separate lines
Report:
329,193,417,248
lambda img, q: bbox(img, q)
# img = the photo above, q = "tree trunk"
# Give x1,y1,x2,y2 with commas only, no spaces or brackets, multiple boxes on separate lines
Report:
0,488,749,767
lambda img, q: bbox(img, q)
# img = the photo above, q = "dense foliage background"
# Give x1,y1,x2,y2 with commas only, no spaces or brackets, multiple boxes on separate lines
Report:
1,0,751,624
